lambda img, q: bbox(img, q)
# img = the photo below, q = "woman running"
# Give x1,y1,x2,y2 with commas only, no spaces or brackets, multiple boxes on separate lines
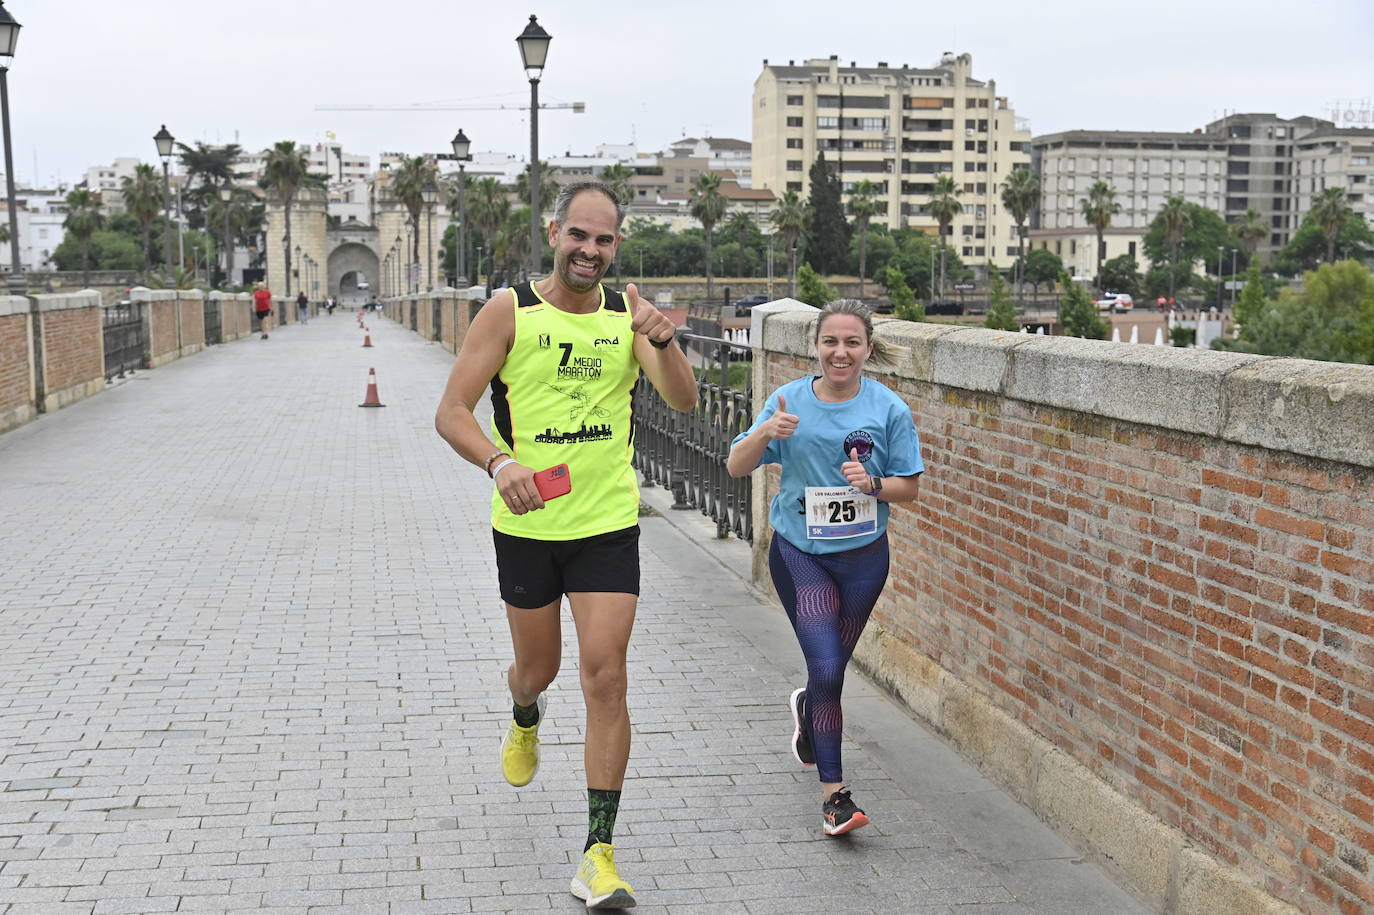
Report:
727,299,923,836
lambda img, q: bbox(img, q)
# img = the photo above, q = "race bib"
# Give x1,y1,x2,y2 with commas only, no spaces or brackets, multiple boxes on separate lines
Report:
804,486,878,540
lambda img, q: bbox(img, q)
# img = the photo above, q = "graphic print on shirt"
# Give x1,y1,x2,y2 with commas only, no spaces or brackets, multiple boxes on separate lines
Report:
534,336,617,444
844,430,875,463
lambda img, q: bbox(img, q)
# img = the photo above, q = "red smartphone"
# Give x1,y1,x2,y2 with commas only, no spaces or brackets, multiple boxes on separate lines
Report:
533,464,572,501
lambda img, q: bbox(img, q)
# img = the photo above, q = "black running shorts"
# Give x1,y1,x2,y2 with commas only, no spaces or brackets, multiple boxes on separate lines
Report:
492,525,640,609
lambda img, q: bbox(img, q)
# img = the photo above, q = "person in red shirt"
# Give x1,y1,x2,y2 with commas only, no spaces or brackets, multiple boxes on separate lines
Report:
253,284,273,339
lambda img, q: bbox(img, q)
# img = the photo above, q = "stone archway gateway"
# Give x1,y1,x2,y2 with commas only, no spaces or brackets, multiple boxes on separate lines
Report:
328,242,380,307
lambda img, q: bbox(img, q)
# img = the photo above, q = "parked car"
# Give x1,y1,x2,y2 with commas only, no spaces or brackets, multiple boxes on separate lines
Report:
729,294,770,317
1095,292,1134,313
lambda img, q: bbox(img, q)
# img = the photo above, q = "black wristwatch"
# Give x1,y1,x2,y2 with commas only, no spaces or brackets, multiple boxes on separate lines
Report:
648,335,671,350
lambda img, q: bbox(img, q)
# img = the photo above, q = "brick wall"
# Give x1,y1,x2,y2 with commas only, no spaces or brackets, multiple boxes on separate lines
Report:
0,299,33,433
34,292,105,414
751,308,1374,915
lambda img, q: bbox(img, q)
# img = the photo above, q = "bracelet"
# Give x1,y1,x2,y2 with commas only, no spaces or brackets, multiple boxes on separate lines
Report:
483,450,508,477
490,458,518,480
648,335,670,350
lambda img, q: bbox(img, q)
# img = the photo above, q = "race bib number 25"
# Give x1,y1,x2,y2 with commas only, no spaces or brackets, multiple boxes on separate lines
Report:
805,486,877,540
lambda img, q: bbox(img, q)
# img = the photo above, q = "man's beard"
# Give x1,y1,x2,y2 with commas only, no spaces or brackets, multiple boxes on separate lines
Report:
558,251,605,292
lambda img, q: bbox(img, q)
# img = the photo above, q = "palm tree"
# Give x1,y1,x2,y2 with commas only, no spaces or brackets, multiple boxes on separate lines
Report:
121,163,163,277
922,175,962,299
499,206,533,281
770,189,810,298
176,142,242,233
390,156,439,289
514,160,560,216
689,172,728,300
1232,208,1268,262
1080,180,1121,287
63,189,104,288
1157,197,1192,303
1001,167,1041,294
1309,186,1354,264
724,210,755,278
468,177,511,294
599,163,635,206
846,180,879,298
259,141,324,296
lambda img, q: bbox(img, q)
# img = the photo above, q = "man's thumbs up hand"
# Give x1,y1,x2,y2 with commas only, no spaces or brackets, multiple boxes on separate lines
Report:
627,283,674,347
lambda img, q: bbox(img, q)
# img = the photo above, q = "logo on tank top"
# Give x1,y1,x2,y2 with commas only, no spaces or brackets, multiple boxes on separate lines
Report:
554,341,602,379
843,430,875,463
538,334,551,349
538,381,613,444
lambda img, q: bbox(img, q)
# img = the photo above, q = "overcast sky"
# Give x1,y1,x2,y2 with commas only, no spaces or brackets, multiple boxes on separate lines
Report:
7,0,1372,188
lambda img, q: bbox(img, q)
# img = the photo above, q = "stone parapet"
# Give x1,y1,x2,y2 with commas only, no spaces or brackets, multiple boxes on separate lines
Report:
31,291,105,414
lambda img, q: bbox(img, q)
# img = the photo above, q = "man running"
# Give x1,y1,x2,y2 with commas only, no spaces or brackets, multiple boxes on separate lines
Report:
434,180,696,910
253,283,272,339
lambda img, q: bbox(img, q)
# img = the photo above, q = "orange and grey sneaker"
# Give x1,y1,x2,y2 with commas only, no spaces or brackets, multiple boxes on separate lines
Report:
570,842,636,909
822,788,870,836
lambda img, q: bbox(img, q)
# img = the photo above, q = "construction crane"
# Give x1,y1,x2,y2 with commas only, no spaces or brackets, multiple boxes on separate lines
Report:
315,101,585,112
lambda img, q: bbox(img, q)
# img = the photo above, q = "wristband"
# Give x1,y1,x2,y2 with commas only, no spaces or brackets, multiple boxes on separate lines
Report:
864,475,883,496
648,335,670,350
483,450,508,477
490,458,518,480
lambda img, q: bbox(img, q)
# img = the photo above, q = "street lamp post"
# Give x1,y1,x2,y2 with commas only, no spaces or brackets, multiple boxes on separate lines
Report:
421,181,438,290
451,129,471,287
516,15,551,279
219,181,232,288
154,124,176,285
1230,248,1238,309
0,2,24,296
1216,245,1224,310
394,234,403,295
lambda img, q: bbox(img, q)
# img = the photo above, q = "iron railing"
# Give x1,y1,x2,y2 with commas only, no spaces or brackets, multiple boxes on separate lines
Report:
432,296,442,341
102,301,144,380
203,297,222,345
634,332,754,543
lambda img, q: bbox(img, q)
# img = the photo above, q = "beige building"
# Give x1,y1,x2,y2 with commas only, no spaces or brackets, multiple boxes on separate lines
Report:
1292,126,1374,232
753,53,1032,268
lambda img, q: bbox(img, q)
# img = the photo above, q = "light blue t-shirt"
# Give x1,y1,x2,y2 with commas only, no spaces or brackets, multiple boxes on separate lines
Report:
733,376,924,554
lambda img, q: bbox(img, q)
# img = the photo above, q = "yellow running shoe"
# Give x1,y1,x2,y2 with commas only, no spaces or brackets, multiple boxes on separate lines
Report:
500,694,546,787
570,842,635,909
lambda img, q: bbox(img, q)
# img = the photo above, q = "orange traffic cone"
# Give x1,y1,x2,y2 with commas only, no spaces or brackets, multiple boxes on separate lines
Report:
362,334,373,348
358,367,386,408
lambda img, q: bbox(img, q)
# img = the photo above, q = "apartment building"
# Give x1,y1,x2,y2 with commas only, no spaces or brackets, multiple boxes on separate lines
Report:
1291,126,1374,232
753,53,1032,268
667,137,754,188
1030,130,1229,276
236,143,371,187
82,158,144,213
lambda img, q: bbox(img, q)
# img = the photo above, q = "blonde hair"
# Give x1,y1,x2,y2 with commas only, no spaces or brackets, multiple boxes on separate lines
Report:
812,299,907,369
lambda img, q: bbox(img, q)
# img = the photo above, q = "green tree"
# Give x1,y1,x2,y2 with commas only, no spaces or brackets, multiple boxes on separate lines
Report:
770,189,810,297
120,162,163,276
468,177,511,291
1155,197,1192,302
62,189,104,287
1232,207,1268,261
514,160,560,215
1057,273,1108,339
1020,247,1063,296
805,152,848,275
796,262,832,308
259,140,325,296
922,174,962,298
1231,260,1267,329
1226,261,1374,363
689,172,727,300
1080,180,1121,286
1000,167,1040,294
1308,186,1355,264
599,163,634,206
176,142,242,232
1099,254,1141,298
885,266,924,322
390,156,440,288
723,210,756,278
846,179,880,298
497,205,533,280
52,228,142,273
1272,209,1374,276
984,271,1019,331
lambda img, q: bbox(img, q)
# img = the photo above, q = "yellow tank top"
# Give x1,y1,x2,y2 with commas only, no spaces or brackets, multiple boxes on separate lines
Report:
488,281,642,539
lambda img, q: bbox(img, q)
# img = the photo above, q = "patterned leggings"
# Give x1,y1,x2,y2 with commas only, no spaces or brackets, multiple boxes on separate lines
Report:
768,533,890,784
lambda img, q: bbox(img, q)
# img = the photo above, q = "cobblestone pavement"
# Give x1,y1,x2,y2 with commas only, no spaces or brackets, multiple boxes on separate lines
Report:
0,313,1151,914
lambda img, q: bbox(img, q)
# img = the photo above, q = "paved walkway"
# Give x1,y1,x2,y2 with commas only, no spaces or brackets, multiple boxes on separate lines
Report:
0,313,1150,914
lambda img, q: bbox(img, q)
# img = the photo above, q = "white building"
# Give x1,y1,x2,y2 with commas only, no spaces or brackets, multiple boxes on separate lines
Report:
0,183,72,274
83,158,144,213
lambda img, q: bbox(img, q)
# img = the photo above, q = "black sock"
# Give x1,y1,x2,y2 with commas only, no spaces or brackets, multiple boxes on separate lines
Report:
585,788,622,851
513,699,540,728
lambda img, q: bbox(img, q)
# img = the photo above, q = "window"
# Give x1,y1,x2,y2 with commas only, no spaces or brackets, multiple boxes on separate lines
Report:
817,117,838,129
965,140,976,151
962,225,973,236
1128,241,1136,258
964,119,976,131
1070,240,1077,256
786,116,803,128
976,183,987,194
964,162,976,172
786,95,804,105
975,246,985,257
786,160,803,171
786,138,803,149
963,182,975,192
962,246,973,257
1055,240,1062,255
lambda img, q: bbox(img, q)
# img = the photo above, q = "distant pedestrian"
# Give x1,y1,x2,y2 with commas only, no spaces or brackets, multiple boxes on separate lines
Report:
297,290,309,324
253,283,272,339
326,296,337,316
727,299,924,837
